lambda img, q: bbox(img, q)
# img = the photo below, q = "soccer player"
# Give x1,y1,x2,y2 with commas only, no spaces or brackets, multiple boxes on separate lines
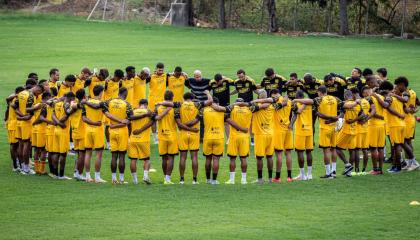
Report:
123,66,136,106
175,91,213,184
129,99,154,184
133,67,150,105
73,67,92,94
284,73,304,100
13,80,44,175
45,87,59,177
232,69,258,103
260,68,287,96
302,73,324,136
71,89,87,181
51,91,78,179
346,68,365,93
290,90,313,181
155,90,179,184
82,85,107,183
28,72,38,82
250,90,275,183
402,80,419,171
225,98,254,184
324,73,347,100
87,68,108,98
58,74,76,98
104,87,134,184
167,66,187,103
48,68,60,89
149,63,168,144
376,67,388,84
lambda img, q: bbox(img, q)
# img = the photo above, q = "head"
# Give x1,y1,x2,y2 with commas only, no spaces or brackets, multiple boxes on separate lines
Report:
50,87,58,97
15,86,25,94
361,86,371,98
376,68,387,78
125,66,136,79
174,66,182,77
236,69,246,80
303,73,313,84
324,74,334,86
64,74,76,87
49,68,59,82
93,84,104,98
119,87,128,100
270,89,280,98
362,68,373,78
38,79,49,91
214,73,223,82
139,99,148,108
42,91,51,102
351,68,362,78
350,87,360,99
289,72,298,82
265,68,275,79
28,72,38,81
114,69,125,80
25,78,38,89
295,90,305,99
257,89,267,99
379,80,394,95
164,90,174,101
365,75,378,88
75,89,85,102
141,67,151,78
64,91,75,103
98,69,109,80
344,90,354,101
394,76,408,93
156,62,164,76
193,70,202,81
183,92,195,101
80,67,92,80
317,85,328,97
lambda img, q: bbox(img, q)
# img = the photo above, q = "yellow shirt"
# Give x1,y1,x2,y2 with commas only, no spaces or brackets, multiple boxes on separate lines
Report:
203,106,225,140
14,90,34,123
342,100,361,135
105,98,133,125
82,99,104,126
357,98,371,133
70,101,85,140
133,75,147,105
157,105,177,141
6,98,17,130
405,89,417,123
273,97,292,132
130,108,152,143
122,78,135,106
227,105,252,138
88,76,106,98
293,102,313,136
252,103,274,135
369,95,385,126
48,80,58,90
314,95,341,131
167,75,186,102
149,73,167,100
175,101,203,137
32,104,46,134
104,80,120,101
46,100,56,136
58,83,73,98
385,96,406,127
54,101,71,132
73,77,85,94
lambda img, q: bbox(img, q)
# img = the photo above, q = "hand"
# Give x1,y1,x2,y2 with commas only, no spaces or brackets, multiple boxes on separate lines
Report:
204,90,210,95
288,124,293,130
94,121,102,126
132,129,141,135
58,122,66,128
190,128,199,133
240,128,249,133
81,99,87,105
399,114,405,119
120,119,130,125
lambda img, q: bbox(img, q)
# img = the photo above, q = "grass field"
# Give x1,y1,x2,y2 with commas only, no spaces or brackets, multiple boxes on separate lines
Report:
1,13,420,239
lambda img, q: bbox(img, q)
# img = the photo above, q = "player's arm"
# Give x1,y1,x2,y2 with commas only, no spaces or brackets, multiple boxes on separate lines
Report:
386,105,405,119
226,118,248,133
82,115,101,126
130,110,152,121
39,107,54,125
365,102,376,121
251,97,274,104
175,118,199,133
289,111,297,130
109,123,127,129
372,93,389,108
292,98,314,105
132,119,155,135
203,90,213,106
52,111,66,128
154,107,172,120
211,104,226,112
390,92,409,103
342,101,358,109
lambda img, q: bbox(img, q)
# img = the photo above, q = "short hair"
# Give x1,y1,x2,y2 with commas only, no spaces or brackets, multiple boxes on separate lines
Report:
119,87,128,96
265,68,274,77
75,89,85,101
270,89,279,96
114,69,124,78
257,89,267,99
361,86,370,93
15,86,24,94
344,90,353,100
42,91,51,100
25,78,37,88
36,83,45,92
303,73,313,82
125,66,135,73
65,91,75,99
317,85,327,94
183,92,195,100
236,69,245,75
65,74,76,83
214,73,223,81
379,81,394,91
213,97,219,104
93,84,104,96
193,70,202,76
38,79,47,86
99,69,109,79
139,99,148,105
290,72,298,79
324,74,333,81
354,68,362,75
350,87,359,95
174,66,182,73
394,76,408,87
28,72,38,79
296,90,305,99
81,67,92,75
362,68,373,77
164,90,174,101
156,62,164,69
376,68,387,77
365,75,376,84
142,67,150,75
50,87,58,97
49,68,59,76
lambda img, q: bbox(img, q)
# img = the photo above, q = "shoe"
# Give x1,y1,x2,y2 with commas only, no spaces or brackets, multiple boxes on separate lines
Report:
287,177,293,182
401,160,408,169
272,178,281,183
407,164,420,171
149,168,157,173
225,179,235,184
402,163,411,171
306,174,313,180
342,165,353,176
320,174,333,179
384,157,393,163
252,179,264,184
164,180,174,185
387,166,396,172
12,167,20,172
293,174,307,181
62,175,72,180
206,179,212,184
119,181,128,184
211,180,220,185
351,171,357,176
143,178,152,185
331,171,337,178
241,179,247,184
48,173,56,178
86,177,94,183
95,178,107,183
68,150,76,156
112,179,119,184
388,168,401,174
75,175,86,181
179,181,185,185
192,181,199,185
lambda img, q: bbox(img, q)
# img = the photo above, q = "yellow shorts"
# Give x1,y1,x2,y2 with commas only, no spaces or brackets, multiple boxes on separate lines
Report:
31,132,46,148
319,128,336,148
73,138,85,151
85,126,104,150
389,126,405,146
294,134,313,151
336,131,356,150
158,139,179,156
128,141,150,160
368,125,385,148
274,130,293,151
227,136,249,157
203,138,224,156
45,125,54,152
357,132,369,149
179,132,200,151
7,130,18,144
254,134,274,157
16,120,32,140
109,127,129,152
52,128,70,154
405,120,415,139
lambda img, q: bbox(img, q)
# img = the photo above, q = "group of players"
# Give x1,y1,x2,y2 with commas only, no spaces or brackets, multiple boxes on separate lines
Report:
5,63,419,185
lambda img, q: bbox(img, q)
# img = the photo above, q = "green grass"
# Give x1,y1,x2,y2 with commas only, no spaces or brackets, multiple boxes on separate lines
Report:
1,13,420,240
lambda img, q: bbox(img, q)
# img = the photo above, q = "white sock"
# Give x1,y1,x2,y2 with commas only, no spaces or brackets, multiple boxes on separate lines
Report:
384,146,387,158
143,170,149,179
241,172,246,180
307,166,312,175
95,172,101,180
111,173,117,181
300,168,305,176
229,172,235,181
332,162,337,172
86,171,91,179
325,164,331,175
132,172,138,183
165,175,170,181
119,173,124,182
70,142,74,149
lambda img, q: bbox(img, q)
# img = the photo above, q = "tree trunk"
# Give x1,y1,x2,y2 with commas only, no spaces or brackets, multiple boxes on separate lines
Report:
185,0,194,26
218,0,226,29
339,0,349,35
265,0,278,32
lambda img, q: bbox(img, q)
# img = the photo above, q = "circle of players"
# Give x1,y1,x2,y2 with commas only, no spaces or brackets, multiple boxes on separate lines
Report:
5,63,419,185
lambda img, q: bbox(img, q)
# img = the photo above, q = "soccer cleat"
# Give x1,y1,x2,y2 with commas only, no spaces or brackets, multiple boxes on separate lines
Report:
20,170,28,175
206,179,212,184
86,177,94,183
225,179,235,184
286,177,293,182
388,168,401,174
179,181,185,185
331,171,337,178
95,178,107,183
75,175,86,181
143,178,152,185
306,174,313,180
293,174,307,181
48,173,56,178
342,165,353,176
241,179,247,184
62,175,72,180
351,171,357,176
252,179,264,184
407,164,420,172
320,174,333,179
149,168,157,173
387,166,396,173
272,178,281,183
112,179,119,184
192,180,199,185
211,180,220,185
12,167,20,172
164,180,174,185
401,160,407,169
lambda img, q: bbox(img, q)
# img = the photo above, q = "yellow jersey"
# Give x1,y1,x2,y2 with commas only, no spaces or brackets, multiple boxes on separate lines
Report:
104,80,121,101
167,75,186,102
133,75,147,105
58,83,73,98
32,104,46,134
104,98,133,125
88,76,106,98
122,78,135,106
369,94,385,126
341,100,361,135
130,108,152,143
252,103,274,135
175,101,203,136
48,80,59,90
82,99,104,125
405,89,417,120
292,102,313,136
226,105,252,138
157,105,177,141
54,101,71,131
203,106,225,140
46,99,56,136
385,96,405,127
149,73,167,100
6,98,17,131
314,95,341,131
14,90,34,118
73,77,85,94
357,98,371,133
70,101,85,140
273,97,292,132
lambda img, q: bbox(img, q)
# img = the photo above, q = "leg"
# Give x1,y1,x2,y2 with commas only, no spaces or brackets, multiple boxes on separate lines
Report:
212,156,220,182
362,149,369,172
256,157,263,181
58,153,67,177
179,151,187,181
166,155,174,177
84,149,92,178
94,150,103,173
274,150,283,180
191,151,198,181
378,147,385,172
110,152,118,182
266,156,273,180
205,155,212,181
10,143,19,169
118,152,126,182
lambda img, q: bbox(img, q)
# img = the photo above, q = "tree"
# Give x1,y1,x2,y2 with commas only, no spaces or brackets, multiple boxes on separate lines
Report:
339,0,349,35
265,0,278,32
185,0,194,26
219,0,226,29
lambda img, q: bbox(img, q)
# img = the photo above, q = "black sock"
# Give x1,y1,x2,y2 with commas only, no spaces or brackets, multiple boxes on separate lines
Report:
59,168,64,177
362,168,366,172
268,170,273,179
287,170,292,178
206,170,211,179
257,170,262,179
275,171,280,179
212,173,218,180
193,177,197,182
180,176,184,181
